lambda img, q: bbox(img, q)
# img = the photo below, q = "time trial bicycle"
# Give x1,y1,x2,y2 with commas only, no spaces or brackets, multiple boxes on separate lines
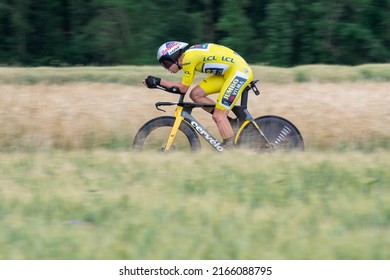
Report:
133,80,304,152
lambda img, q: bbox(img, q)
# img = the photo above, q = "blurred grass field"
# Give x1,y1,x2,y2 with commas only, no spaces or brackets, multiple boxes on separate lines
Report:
0,150,389,259
0,65,389,259
1,64,390,85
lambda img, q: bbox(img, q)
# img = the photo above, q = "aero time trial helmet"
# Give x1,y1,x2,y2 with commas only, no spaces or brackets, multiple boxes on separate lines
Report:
157,41,188,69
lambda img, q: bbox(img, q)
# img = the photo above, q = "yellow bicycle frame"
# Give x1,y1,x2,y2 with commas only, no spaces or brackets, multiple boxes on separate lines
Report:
165,108,269,151
163,105,184,151
234,119,251,144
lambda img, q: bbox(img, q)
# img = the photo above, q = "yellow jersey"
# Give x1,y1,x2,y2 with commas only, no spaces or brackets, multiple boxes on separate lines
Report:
181,43,251,87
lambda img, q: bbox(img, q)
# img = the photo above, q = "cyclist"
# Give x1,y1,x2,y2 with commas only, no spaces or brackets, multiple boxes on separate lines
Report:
143,41,253,148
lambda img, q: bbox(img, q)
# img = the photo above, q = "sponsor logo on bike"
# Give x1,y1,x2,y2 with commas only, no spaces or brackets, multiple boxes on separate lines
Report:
190,121,224,151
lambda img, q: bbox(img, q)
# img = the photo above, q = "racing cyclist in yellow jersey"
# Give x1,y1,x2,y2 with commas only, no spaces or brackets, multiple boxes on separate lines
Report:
143,41,253,148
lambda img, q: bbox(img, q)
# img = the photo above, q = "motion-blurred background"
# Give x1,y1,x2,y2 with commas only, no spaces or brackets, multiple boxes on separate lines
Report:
1,0,389,66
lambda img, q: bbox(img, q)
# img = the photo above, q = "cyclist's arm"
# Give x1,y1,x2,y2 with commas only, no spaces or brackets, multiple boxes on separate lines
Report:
160,80,189,94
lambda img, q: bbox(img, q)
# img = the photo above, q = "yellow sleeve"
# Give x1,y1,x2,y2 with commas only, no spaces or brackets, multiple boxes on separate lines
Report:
181,51,197,86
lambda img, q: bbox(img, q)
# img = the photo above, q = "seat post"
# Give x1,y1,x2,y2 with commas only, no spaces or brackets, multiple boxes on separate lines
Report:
240,87,249,107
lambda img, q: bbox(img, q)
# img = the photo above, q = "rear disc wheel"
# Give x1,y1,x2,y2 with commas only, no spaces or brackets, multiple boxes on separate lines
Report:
237,115,304,152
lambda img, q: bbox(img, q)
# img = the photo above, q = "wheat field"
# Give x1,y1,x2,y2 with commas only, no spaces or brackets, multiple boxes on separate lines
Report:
0,81,389,150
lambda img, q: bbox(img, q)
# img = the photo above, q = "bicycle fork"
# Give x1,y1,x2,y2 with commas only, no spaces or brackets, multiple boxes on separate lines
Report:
163,106,185,151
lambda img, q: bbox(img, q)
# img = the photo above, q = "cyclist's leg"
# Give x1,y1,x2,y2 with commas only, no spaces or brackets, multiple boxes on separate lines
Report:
190,75,225,113
212,108,234,146
214,70,253,144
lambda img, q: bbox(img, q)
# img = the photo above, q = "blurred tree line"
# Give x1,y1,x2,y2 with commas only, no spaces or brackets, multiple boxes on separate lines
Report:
0,0,389,66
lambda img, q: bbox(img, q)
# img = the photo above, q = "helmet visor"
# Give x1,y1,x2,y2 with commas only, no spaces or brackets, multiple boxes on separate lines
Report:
159,58,174,69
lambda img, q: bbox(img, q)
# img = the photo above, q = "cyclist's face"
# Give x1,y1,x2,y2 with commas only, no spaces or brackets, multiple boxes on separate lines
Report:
168,63,180,73
160,59,174,69
160,56,181,73
161,61,179,73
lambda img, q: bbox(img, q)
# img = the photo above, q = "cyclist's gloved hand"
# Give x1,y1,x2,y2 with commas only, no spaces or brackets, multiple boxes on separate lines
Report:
144,76,161,88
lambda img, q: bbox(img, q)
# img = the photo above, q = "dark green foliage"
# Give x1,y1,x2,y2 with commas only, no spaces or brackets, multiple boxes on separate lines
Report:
0,0,389,66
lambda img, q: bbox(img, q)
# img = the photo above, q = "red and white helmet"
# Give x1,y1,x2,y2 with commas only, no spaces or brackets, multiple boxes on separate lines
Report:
157,41,188,64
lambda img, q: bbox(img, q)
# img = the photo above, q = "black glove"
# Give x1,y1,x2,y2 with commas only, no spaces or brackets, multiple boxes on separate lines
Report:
144,76,161,88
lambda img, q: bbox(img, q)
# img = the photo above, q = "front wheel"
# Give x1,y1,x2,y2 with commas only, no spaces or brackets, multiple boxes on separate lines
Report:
133,116,201,152
236,115,304,152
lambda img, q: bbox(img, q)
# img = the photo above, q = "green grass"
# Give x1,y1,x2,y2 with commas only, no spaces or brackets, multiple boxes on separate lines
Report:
251,64,390,83
1,64,390,85
0,150,389,259
0,66,159,85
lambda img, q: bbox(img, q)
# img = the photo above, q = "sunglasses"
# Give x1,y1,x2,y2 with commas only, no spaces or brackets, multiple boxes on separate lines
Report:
160,59,175,69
